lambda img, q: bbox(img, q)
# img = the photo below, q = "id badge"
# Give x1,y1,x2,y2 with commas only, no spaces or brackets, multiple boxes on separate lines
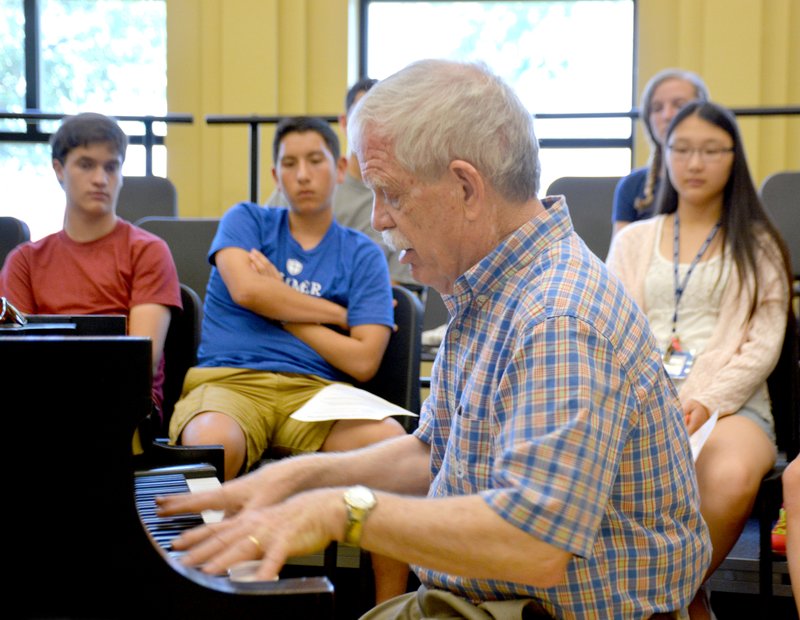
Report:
663,348,694,380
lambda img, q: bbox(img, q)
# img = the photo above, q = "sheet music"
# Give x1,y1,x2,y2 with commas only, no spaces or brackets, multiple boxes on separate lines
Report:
289,383,418,422
689,410,718,462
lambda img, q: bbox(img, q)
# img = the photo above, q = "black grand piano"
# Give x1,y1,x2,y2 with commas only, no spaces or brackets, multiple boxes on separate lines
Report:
3,327,334,619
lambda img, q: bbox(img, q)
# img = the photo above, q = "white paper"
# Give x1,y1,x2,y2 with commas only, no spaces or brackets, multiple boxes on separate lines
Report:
422,323,448,346
689,410,718,462
289,383,418,422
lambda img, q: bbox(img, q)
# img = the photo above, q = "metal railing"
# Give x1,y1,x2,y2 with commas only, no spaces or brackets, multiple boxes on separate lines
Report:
205,115,338,202
2,106,797,201
533,105,800,119
0,111,194,176
205,106,799,202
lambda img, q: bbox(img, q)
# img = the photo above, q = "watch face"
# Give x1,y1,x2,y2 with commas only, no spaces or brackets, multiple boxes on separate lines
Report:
347,485,376,510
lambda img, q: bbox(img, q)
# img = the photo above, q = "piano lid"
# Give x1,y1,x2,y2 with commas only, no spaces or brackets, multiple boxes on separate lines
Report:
6,335,334,619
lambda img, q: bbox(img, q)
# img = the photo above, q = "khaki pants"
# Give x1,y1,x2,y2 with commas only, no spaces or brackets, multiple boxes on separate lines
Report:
358,585,689,620
359,586,551,620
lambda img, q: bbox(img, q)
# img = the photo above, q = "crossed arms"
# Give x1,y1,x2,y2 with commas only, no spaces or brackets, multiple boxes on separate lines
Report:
215,246,391,382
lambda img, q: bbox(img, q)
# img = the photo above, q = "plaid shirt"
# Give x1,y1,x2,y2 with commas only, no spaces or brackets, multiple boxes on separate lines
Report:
413,197,711,619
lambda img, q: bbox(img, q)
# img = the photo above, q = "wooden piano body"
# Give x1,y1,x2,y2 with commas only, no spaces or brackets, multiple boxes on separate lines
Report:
4,334,334,619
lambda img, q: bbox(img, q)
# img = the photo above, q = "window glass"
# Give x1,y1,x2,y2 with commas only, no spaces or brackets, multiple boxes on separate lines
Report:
363,0,635,194
0,0,167,240
0,0,25,131
38,0,166,116
0,143,62,242
366,1,633,123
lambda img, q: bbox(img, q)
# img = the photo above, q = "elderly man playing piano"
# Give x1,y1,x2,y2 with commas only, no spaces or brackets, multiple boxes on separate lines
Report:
158,59,711,620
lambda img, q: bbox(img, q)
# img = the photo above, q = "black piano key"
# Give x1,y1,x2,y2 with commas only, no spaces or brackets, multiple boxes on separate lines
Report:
135,471,212,551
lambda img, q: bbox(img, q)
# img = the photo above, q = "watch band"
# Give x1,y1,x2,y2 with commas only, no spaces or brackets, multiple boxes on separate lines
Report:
343,485,377,547
344,514,366,547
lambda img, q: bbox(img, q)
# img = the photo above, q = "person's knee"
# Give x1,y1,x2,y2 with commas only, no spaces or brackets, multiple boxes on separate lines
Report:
322,417,407,452
377,416,408,439
698,457,763,510
180,411,246,454
181,411,243,445
181,411,248,480
783,458,800,506
360,417,407,446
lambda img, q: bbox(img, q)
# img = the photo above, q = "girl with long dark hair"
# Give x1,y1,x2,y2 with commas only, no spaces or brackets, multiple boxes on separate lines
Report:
607,100,793,619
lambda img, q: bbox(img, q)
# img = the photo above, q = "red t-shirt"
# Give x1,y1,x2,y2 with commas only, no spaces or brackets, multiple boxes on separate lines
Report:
0,218,182,411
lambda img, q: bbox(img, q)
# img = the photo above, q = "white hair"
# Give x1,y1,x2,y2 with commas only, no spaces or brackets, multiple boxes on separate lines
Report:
348,59,540,202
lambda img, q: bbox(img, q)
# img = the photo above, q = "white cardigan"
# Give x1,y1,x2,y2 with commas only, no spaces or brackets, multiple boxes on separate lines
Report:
606,215,789,417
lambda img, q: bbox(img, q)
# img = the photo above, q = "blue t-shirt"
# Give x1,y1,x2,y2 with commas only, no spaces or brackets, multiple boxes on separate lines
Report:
198,203,394,382
611,166,660,224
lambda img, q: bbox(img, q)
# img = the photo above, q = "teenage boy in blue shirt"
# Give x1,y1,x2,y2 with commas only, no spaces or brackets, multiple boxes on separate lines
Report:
169,115,409,604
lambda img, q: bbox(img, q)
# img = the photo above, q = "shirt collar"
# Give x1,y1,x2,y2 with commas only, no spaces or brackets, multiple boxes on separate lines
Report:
444,196,574,313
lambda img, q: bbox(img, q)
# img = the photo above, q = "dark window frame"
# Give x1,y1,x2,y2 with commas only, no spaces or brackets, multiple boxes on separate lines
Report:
1,0,177,175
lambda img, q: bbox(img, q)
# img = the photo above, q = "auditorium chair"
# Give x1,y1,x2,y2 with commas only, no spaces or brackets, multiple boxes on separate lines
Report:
760,172,800,261
741,172,800,615
357,283,424,430
418,286,449,389
327,283,424,609
760,170,800,301
0,215,30,269
706,175,799,611
161,283,204,428
134,282,225,481
545,176,621,261
136,216,220,301
117,175,178,223
711,304,800,616
749,306,799,617
256,284,424,611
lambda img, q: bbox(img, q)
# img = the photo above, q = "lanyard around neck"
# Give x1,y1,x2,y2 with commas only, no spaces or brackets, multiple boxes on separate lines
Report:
671,211,721,337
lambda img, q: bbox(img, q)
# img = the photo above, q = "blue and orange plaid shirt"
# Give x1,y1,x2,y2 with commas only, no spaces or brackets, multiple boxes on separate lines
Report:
413,197,711,618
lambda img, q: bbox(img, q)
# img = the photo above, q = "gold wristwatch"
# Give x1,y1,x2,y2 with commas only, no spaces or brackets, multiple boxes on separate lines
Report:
343,485,377,546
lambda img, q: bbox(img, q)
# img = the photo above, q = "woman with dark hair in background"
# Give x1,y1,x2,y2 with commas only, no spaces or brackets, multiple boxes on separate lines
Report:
607,100,794,619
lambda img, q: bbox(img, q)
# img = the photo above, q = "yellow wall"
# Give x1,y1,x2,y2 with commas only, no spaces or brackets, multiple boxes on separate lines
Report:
166,0,350,216
637,0,799,184
167,0,799,217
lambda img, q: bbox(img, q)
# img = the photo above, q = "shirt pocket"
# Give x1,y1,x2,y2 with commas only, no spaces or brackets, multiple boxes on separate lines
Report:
441,403,494,494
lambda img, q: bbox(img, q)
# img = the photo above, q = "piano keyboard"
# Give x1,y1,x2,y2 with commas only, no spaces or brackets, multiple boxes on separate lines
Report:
130,464,336,617
135,464,222,554
135,464,360,571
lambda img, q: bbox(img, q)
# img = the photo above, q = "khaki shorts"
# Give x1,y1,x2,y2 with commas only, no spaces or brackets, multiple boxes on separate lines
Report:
169,367,338,471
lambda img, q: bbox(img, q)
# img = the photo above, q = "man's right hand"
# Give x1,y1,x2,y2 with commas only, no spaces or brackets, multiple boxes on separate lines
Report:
155,459,291,519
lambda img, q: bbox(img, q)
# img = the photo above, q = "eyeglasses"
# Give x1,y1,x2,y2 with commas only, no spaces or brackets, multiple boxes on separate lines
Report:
667,145,734,163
